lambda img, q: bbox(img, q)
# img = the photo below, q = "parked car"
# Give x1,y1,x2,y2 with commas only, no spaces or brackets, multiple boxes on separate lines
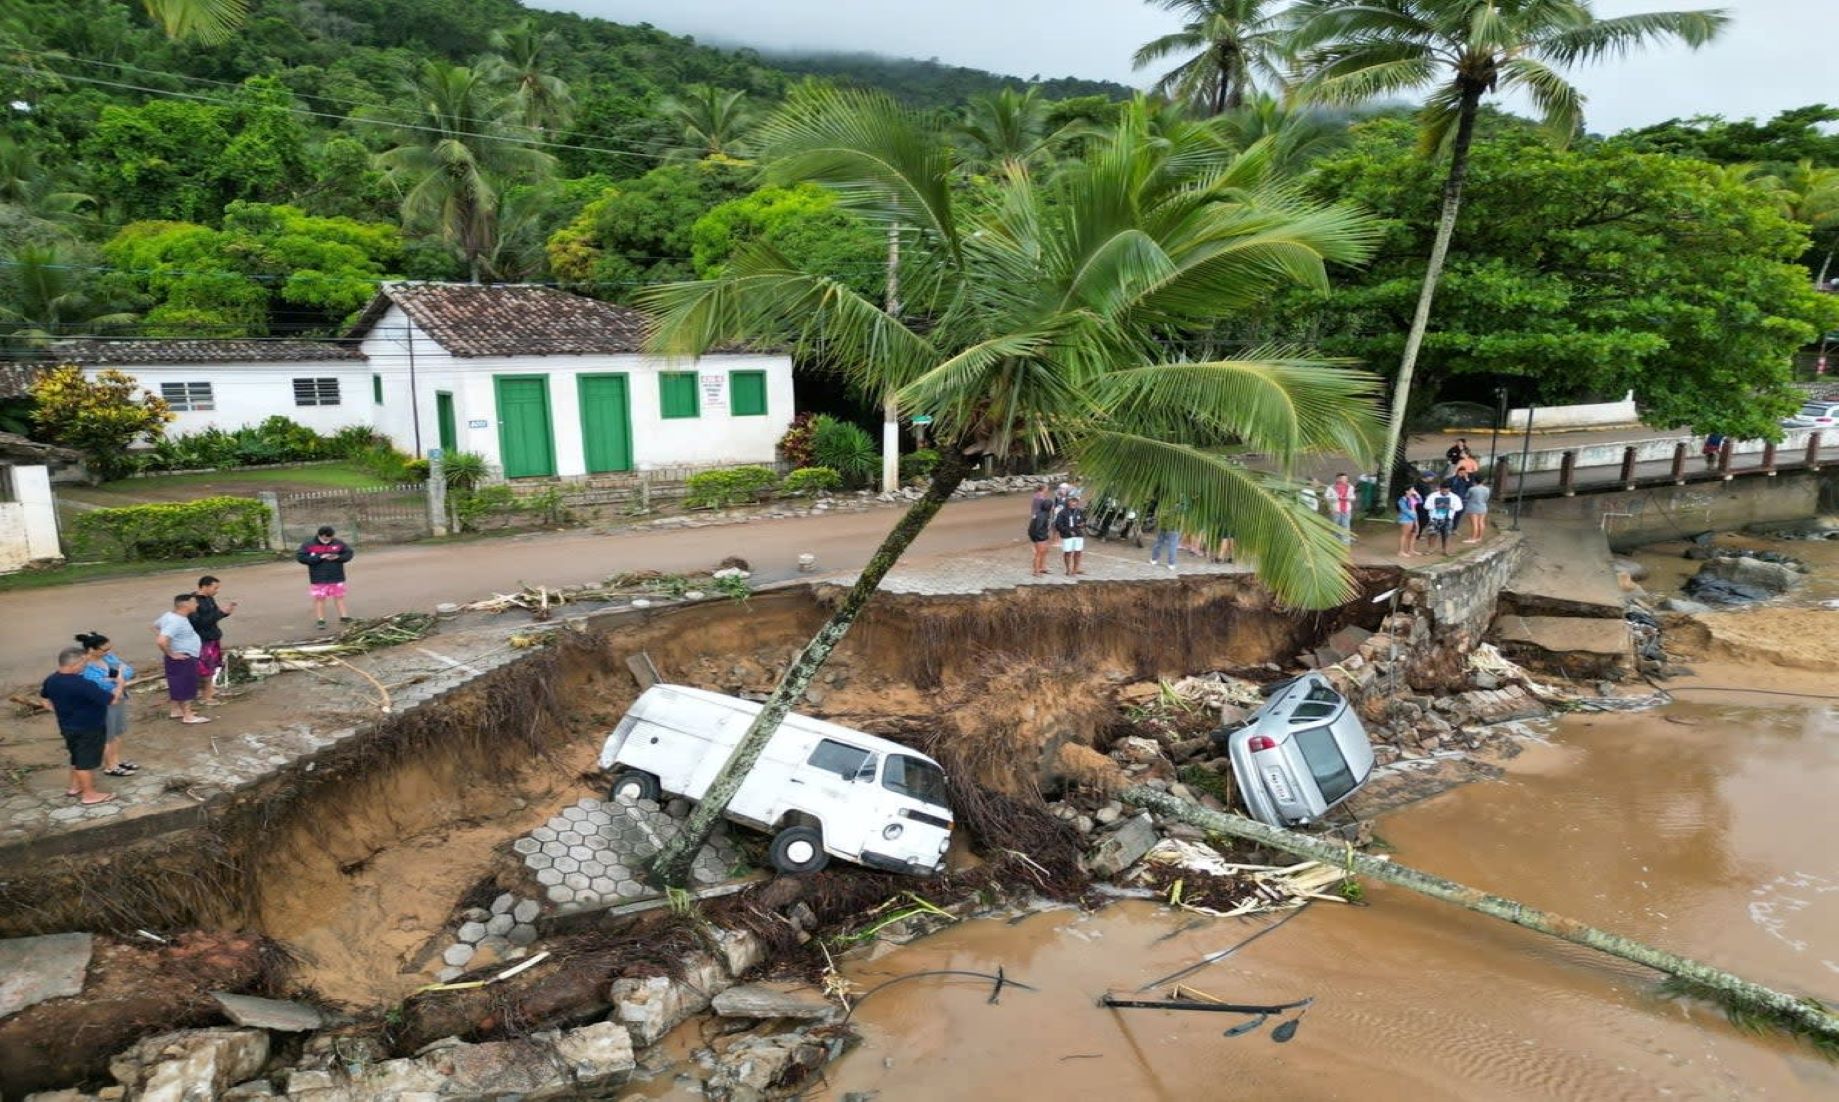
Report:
1213,673,1376,828
1782,401,1839,429
598,684,954,876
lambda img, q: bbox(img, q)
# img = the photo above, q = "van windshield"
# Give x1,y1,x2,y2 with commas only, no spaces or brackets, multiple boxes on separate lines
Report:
882,754,951,809
1292,725,1357,805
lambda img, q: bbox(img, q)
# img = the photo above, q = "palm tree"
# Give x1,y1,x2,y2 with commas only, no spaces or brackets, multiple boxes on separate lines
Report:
375,61,556,282
659,86,757,160
1132,0,1292,116
1766,159,1839,286
0,136,92,224
136,0,246,43
482,20,575,134
1216,93,1351,173
636,88,1384,885
957,86,1057,171
1289,0,1727,491
0,244,138,356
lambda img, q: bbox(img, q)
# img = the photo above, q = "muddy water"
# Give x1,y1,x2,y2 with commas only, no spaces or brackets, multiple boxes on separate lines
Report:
824,694,1839,1100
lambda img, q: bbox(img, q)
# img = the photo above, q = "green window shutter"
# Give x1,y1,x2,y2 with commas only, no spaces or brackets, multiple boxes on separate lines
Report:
372,373,383,404
730,370,767,416
659,372,699,419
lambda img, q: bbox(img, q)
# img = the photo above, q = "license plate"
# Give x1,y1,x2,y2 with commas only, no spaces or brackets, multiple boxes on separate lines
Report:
1264,768,1292,803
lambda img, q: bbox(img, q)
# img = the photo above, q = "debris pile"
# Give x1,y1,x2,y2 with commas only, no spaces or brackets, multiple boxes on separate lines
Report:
460,567,753,618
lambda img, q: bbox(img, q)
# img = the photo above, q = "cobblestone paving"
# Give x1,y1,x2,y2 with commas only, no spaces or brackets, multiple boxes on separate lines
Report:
837,540,1255,595
511,794,742,915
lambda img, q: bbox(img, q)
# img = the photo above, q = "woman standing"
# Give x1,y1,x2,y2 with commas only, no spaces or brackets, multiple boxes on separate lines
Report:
1027,486,1054,575
76,631,138,778
1396,486,1423,558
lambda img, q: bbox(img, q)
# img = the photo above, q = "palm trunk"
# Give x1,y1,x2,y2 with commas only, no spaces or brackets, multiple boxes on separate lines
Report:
1374,88,1483,498
650,449,974,886
1124,787,1839,1047
1817,240,1835,288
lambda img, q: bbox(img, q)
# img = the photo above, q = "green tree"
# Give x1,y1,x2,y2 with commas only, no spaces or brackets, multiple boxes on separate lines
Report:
1290,0,1727,489
637,88,1383,884
29,365,173,480
374,61,556,282
1617,105,1839,167
690,184,885,297
957,86,1058,171
483,19,575,133
659,85,758,159
1132,0,1291,116
1764,159,1839,286
545,160,750,298
0,244,138,354
1216,94,1351,174
1282,120,1838,439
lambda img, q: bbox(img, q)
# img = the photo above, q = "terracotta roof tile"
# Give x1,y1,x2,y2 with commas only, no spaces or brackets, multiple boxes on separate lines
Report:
356,283,651,357
52,339,365,365
0,361,38,399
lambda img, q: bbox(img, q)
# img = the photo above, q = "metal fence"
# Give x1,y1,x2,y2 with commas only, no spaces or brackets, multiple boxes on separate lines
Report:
502,462,795,515
267,483,432,548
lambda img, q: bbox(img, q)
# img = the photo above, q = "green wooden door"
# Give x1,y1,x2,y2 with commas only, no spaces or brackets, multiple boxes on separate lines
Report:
578,374,633,473
435,391,457,453
493,376,556,478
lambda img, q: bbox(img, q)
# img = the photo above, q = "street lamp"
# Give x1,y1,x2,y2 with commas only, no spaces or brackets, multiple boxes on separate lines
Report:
1487,386,1507,474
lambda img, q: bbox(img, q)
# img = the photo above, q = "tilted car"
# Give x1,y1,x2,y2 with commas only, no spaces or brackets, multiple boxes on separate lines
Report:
1214,673,1377,828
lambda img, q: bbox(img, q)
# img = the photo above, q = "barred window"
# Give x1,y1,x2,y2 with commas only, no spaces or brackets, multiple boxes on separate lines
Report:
159,381,214,412
293,377,341,407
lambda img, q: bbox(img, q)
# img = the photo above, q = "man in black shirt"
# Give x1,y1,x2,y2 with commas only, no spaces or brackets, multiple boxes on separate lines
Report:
190,575,237,708
41,646,121,805
1054,494,1089,577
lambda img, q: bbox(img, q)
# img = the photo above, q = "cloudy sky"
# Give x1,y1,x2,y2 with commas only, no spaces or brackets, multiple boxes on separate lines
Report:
540,0,1834,134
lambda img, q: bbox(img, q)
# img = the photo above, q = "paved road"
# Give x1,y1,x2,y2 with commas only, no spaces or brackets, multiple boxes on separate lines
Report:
0,495,1032,688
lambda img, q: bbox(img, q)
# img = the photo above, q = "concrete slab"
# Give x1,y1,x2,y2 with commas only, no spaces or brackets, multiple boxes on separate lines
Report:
0,932,91,1017
711,983,837,1020
211,991,325,1032
1493,615,1632,680
1501,523,1626,619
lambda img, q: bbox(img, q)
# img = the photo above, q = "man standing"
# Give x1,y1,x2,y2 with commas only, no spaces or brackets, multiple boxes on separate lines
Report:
1146,499,1181,572
1445,438,1469,474
297,525,356,631
42,646,121,805
1424,482,1466,555
1327,473,1356,543
156,594,210,725
190,575,236,708
1055,494,1088,577
1027,486,1054,576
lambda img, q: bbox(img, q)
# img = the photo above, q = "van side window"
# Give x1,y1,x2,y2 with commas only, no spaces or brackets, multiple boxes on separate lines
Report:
808,739,873,780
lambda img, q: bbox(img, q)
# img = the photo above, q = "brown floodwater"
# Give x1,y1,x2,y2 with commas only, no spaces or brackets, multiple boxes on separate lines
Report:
820,691,1839,1101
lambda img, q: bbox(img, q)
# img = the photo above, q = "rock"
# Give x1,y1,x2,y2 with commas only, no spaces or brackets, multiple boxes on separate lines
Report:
209,991,324,1032
1094,804,1122,826
1470,672,1500,690
549,1021,637,1089
708,926,767,978
110,1029,269,1102
1686,555,1803,603
1085,813,1157,878
1072,814,1095,835
609,951,732,1046
219,1083,273,1102
711,983,838,1021
1168,782,1195,801
1113,736,1166,765
1169,736,1212,762
705,1032,832,1102
0,932,92,1017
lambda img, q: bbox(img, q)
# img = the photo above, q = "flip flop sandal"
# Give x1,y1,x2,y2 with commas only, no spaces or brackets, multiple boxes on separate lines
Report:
117,762,141,772
103,766,134,777
78,793,118,806
65,790,80,798
180,716,213,725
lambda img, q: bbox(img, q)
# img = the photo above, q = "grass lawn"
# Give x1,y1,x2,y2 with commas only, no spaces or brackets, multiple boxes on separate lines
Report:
65,462,392,506
0,551,280,593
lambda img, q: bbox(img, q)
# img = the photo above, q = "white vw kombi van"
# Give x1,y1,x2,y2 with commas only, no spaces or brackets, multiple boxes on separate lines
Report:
598,684,955,876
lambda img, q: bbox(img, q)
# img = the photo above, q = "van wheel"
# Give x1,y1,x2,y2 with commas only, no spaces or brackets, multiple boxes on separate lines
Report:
608,770,659,803
769,826,828,874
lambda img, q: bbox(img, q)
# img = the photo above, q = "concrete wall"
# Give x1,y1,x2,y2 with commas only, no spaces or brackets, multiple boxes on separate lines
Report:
1520,472,1823,548
0,465,61,570
83,364,375,437
360,305,796,476
1510,426,1823,474
1505,391,1637,431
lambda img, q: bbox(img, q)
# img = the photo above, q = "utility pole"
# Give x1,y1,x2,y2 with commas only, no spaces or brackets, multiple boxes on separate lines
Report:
881,223,901,494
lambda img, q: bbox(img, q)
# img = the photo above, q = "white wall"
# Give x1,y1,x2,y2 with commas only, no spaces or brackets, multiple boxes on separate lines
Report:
358,305,796,477
0,465,60,571
1505,390,1639,432
83,363,376,438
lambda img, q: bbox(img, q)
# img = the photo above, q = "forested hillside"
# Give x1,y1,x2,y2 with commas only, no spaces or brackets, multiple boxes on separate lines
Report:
762,50,1133,107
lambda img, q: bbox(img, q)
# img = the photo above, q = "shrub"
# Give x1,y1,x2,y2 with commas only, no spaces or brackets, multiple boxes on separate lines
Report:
684,465,779,508
448,483,564,531
30,365,174,482
327,424,386,458
776,411,820,468
70,496,270,561
438,450,489,492
402,458,431,482
141,418,379,473
352,442,417,483
810,415,877,485
780,466,842,496
899,448,941,483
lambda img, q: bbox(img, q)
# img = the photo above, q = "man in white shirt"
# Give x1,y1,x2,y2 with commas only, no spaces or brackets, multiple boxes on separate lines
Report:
1327,472,1357,543
1424,482,1465,555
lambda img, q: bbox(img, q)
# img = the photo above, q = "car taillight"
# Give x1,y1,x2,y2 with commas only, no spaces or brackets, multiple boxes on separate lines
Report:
1248,735,1277,752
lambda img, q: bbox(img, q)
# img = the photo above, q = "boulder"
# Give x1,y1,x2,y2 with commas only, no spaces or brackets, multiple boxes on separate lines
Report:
210,992,324,1032
1084,813,1157,878
704,1032,833,1102
609,950,732,1046
0,933,91,1018
1662,597,1713,614
1686,556,1803,604
711,983,837,1021
546,1022,636,1091
110,1029,269,1102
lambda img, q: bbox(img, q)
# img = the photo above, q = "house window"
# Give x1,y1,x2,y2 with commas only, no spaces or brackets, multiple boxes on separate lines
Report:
159,381,214,412
659,372,699,419
293,377,341,407
372,373,383,404
729,370,767,416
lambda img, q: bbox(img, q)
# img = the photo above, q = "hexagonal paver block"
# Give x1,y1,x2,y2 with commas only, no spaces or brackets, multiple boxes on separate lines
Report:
531,826,557,843
508,924,538,947
546,817,571,834
615,880,646,899
552,855,579,875
557,830,584,847
563,872,591,891
485,914,515,938
535,867,564,887
578,859,606,878
632,841,658,859
478,935,511,955
512,838,540,856
491,893,516,915
561,805,587,823
436,966,463,983
540,840,567,858
585,810,612,828
604,863,631,882
442,943,475,968
579,797,602,810
457,921,487,944
546,884,575,904
513,899,540,924
525,854,553,873
588,876,617,896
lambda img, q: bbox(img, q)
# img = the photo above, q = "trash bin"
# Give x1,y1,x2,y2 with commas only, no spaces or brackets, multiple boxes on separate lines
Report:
1356,478,1378,515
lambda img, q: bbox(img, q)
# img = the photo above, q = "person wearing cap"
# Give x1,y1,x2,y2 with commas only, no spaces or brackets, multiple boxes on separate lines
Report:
1054,493,1088,577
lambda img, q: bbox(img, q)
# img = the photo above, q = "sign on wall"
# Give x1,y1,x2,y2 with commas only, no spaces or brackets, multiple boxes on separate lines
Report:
468,419,489,429
700,374,725,410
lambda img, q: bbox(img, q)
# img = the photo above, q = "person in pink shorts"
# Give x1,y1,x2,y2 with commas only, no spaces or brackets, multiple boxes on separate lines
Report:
296,525,356,631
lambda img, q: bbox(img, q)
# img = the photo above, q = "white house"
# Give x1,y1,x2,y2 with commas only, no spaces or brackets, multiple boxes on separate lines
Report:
61,284,796,479
347,283,794,477
0,463,60,571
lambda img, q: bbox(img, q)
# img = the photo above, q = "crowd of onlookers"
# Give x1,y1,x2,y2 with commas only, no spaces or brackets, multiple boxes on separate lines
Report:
1396,438,1492,557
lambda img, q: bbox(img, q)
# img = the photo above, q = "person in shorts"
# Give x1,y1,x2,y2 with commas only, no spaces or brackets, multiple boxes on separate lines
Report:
1463,481,1492,544
1054,494,1088,577
76,631,138,777
297,525,356,630
1327,473,1356,543
1027,485,1054,575
1396,486,1422,558
156,594,210,725
41,646,121,805
1424,481,1466,555
189,575,237,707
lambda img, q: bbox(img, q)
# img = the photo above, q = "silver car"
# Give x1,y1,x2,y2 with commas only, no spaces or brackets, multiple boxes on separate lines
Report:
1217,673,1376,828
1783,401,1839,429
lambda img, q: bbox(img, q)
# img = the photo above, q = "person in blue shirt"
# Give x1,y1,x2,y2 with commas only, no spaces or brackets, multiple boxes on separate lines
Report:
40,646,122,805
77,631,139,778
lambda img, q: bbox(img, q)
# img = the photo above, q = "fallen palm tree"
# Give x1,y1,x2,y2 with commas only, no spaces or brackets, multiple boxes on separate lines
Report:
1123,787,1839,1053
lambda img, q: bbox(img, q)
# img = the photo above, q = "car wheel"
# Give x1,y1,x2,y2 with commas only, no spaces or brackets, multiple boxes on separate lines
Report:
769,825,829,874
608,770,660,803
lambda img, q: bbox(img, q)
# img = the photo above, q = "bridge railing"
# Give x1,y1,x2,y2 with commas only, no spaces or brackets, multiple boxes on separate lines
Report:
1490,430,1831,498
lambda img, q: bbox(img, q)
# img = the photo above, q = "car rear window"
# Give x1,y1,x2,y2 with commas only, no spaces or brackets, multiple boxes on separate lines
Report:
808,739,873,780
1293,725,1358,804
1802,403,1834,418
882,754,951,809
